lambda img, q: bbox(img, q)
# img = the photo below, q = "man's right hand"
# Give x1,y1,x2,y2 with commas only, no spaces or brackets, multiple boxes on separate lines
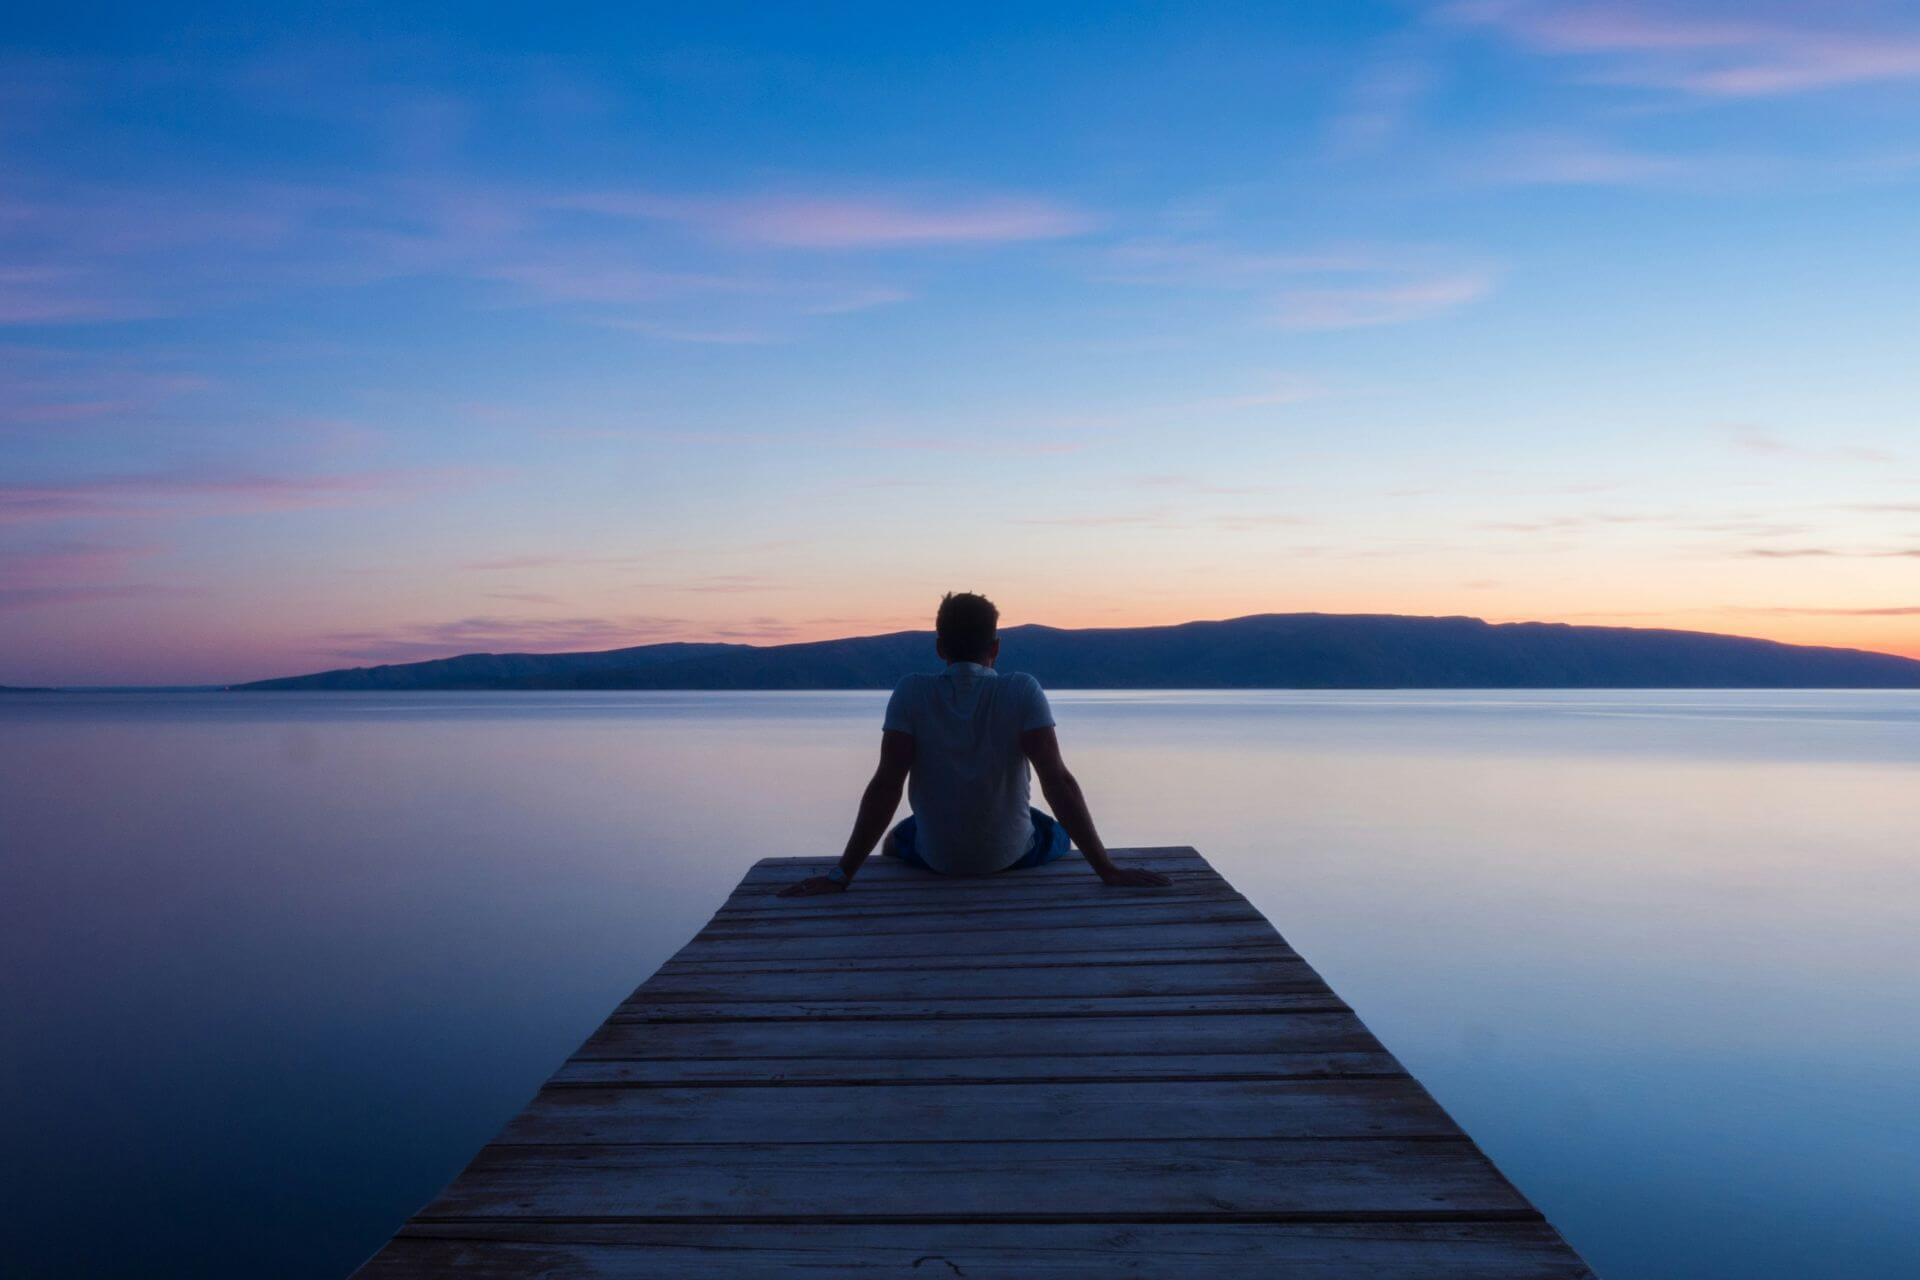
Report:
778,875,849,897
1097,863,1173,888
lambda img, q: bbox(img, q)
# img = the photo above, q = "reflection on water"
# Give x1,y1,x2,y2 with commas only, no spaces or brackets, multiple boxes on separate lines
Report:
3,690,1917,1278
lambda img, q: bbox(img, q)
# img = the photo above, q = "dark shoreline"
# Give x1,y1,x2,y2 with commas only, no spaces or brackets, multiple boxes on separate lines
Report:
235,612,1920,693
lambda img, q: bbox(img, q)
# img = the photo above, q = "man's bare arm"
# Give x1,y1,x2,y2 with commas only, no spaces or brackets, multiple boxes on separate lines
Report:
778,730,914,896
1020,726,1171,887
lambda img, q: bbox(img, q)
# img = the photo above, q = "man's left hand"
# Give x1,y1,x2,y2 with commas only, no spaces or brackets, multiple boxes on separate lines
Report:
778,875,848,897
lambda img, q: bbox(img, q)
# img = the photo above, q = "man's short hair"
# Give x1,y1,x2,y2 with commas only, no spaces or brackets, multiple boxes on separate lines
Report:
936,592,999,662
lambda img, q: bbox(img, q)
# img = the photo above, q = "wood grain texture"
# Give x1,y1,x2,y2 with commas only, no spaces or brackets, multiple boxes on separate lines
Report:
364,1222,1597,1280
573,1009,1380,1059
660,938,1297,972
494,1077,1458,1144
690,901,1271,939
418,1139,1533,1220
351,848,1593,1277
611,992,1351,1021
672,919,1291,962
630,956,1320,1003
550,1050,1405,1085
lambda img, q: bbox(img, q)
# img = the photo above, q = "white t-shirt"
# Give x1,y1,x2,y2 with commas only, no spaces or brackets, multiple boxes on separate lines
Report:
883,662,1056,875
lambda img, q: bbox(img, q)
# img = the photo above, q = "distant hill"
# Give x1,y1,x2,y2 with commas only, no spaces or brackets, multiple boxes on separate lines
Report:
238,641,749,691
236,613,1920,691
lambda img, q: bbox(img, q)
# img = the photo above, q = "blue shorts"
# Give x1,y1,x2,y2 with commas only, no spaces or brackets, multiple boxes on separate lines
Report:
885,808,1072,874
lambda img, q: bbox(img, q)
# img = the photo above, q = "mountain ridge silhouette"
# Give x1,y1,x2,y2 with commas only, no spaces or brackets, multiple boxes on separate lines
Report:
234,612,1920,691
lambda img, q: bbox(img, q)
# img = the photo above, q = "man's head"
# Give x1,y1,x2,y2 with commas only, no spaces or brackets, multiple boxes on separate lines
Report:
935,591,1000,666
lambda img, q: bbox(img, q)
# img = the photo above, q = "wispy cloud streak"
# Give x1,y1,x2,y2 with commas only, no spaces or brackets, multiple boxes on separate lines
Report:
1727,425,1897,464
1270,271,1493,330
0,539,173,610
559,191,1094,248
1103,240,1493,331
1447,2,1920,98
0,469,465,524
1727,604,1920,616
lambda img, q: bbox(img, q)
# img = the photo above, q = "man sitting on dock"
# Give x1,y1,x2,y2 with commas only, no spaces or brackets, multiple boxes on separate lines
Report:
780,591,1172,896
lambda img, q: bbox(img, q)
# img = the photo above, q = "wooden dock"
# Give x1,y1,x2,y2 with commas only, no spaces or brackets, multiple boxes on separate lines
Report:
355,848,1594,1277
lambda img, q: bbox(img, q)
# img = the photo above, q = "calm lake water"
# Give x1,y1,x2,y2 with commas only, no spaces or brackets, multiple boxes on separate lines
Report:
3,689,1918,1278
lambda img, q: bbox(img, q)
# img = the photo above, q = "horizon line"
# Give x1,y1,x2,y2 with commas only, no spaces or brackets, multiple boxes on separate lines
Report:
12,609,1920,690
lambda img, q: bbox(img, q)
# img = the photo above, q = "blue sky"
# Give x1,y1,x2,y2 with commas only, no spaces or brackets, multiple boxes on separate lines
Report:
3,1,1918,683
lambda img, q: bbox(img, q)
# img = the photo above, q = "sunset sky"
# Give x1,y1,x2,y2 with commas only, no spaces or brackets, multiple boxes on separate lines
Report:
4,1,1918,685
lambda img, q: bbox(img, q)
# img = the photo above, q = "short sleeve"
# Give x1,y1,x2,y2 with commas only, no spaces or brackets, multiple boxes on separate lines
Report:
1016,674,1055,732
882,676,915,735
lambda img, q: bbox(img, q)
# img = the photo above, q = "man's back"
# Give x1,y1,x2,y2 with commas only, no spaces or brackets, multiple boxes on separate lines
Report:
884,661,1054,875
778,590,1169,898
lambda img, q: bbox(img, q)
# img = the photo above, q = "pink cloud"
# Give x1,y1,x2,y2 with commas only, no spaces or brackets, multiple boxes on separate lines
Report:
1727,604,1920,616
629,574,782,595
0,539,156,580
1137,475,1281,496
857,433,1091,456
1737,547,1920,560
1013,508,1304,532
460,553,653,571
802,287,913,315
0,583,180,610
481,257,758,305
562,190,1094,249
0,468,466,525
1269,271,1493,330
1330,56,1435,154
1099,240,1493,330
1472,135,1701,186
1448,2,1920,97
611,424,1093,456
603,318,780,345
1175,378,1328,411
0,349,209,427
0,540,174,611
481,590,563,604
710,195,1093,249
1727,424,1897,463
0,266,151,324
1100,240,1378,288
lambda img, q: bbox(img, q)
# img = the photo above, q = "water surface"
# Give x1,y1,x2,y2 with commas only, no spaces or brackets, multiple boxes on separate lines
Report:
3,690,1917,1277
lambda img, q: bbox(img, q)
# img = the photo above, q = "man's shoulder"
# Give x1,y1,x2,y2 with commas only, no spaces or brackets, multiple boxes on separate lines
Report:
1000,671,1049,706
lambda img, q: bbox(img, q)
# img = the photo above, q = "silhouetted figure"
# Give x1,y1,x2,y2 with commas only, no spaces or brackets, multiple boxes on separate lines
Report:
780,592,1171,896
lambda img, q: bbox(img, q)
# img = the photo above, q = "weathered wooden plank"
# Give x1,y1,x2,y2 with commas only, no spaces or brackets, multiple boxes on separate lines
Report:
727,859,1220,886
743,846,1205,873
726,851,1215,896
573,1010,1379,1062
691,901,1268,939
729,862,1225,892
712,889,1247,923
661,940,1297,974
416,1139,1531,1221
706,898,1244,924
366,1221,1596,1280
632,957,1319,1004
551,1051,1404,1085
727,861,1225,897
612,992,1349,1022
495,1078,1457,1145
674,918,1288,962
